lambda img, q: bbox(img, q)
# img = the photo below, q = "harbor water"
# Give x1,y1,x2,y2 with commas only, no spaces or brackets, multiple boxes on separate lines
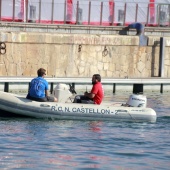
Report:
0,92,170,170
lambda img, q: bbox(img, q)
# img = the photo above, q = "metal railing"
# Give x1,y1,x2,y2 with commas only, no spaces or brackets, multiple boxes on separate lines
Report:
1,77,170,93
0,0,169,27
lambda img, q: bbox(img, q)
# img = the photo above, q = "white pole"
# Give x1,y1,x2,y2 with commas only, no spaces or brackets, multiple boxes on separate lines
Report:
24,0,26,22
159,37,165,77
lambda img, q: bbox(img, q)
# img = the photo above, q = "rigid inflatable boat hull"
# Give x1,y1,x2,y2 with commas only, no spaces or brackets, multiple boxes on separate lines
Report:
0,91,157,122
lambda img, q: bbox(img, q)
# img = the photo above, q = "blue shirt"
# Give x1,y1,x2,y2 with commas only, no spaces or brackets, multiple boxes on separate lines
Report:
29,77,48,98
128,22,144,31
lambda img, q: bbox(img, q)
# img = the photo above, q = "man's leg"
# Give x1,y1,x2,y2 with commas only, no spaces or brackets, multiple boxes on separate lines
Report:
73,95,94,104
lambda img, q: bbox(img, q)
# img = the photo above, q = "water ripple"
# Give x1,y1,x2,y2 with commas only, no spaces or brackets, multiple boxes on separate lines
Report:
0,93,170,169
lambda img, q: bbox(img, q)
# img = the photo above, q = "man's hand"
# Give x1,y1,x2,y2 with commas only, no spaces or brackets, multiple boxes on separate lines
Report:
84,92,95,99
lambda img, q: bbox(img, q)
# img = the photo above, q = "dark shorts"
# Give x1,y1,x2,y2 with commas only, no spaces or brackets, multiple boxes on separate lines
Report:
26,94,55,102
73,95,94,104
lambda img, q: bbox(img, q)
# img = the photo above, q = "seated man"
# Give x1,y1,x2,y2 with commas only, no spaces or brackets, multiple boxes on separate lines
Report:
27,68,57,102
126,22,144,35
74,74,104,105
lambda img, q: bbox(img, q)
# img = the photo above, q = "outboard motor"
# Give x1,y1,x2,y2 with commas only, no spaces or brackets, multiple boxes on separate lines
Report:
53,83,72,103
126,94,147,108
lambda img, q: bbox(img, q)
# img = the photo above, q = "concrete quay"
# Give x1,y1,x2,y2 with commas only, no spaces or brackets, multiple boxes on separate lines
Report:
1,30,170,78
0,22,170,36
0,77,170,94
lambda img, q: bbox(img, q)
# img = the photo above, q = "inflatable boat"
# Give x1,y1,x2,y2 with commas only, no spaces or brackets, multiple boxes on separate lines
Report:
0,84,157,122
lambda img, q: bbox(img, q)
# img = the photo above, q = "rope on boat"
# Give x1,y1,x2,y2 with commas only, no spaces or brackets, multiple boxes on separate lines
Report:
127,111,137,122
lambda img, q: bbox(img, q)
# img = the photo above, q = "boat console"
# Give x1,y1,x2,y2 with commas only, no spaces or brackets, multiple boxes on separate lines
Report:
53,83,73,103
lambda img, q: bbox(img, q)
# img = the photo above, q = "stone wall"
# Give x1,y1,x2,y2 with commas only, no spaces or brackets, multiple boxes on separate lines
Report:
0,32,170,78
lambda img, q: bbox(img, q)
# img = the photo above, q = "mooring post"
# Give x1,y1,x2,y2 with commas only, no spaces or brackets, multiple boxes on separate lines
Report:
113,83,116,93
4,82,9,92
159,37,165,77
50,82,54,94
160,83,163,93
28,82,31,92
133,84,143,94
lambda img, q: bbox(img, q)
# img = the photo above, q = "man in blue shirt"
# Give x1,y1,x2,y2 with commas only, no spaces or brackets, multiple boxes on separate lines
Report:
127,22,144,35
27,68,57,102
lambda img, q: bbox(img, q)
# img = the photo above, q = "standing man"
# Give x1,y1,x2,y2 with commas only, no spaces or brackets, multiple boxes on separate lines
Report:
74,74,104,105
27,68,57,102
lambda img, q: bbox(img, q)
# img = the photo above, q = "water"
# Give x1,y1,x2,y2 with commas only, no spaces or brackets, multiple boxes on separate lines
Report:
0,93,170,170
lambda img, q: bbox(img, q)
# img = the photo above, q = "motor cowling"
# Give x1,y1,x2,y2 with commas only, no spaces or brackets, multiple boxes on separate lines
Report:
53,83,72,103
126,94,147,108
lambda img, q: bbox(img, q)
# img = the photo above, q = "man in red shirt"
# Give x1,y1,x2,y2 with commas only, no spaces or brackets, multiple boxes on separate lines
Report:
73,74,104,105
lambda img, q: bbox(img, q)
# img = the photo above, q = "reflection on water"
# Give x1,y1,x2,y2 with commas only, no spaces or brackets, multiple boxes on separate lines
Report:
0,93,170,169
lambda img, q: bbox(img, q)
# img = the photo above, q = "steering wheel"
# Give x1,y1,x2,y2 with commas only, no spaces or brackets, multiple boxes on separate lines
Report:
69,84,77,94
